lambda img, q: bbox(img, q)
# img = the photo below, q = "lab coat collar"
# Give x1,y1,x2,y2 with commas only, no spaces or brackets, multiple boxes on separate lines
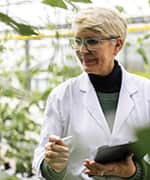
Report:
79,65,138,95
79,72,112,136
79,65,138,135
113,66,138,135
121,65,138,95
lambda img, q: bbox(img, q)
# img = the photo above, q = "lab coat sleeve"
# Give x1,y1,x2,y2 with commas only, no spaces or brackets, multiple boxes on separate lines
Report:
32,88,66,178
126,160,145,180
40,160,66,180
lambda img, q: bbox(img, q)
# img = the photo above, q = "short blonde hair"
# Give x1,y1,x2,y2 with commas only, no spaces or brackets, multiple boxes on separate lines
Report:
72,7,127,42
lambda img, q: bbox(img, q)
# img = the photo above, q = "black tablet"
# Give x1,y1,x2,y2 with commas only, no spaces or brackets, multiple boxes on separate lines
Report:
94,142,145,164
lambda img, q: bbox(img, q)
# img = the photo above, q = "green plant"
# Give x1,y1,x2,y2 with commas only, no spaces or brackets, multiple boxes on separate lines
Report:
0,171,20,180
0,61,81,178
136,34,150,72
133,126,150,164
42,0,92,9
0,98,40,176
0,0,92,36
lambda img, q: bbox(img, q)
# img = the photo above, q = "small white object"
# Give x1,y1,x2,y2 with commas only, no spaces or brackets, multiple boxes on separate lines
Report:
62,136,73,145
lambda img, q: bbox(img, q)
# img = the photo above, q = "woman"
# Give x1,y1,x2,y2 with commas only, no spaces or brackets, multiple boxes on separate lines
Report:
33,7,150,180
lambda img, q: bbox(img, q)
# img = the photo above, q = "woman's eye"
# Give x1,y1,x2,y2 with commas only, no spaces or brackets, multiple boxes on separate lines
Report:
75,39,81,45
87,39,99,45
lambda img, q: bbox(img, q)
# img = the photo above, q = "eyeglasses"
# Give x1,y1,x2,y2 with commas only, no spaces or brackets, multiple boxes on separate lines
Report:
70,36,119,51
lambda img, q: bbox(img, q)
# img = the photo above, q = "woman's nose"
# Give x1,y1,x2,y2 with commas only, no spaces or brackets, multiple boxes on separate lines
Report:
78,44,89,53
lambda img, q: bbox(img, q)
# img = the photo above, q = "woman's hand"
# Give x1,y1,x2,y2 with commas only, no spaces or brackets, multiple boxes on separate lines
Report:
83,154,136,178
44,135,70,172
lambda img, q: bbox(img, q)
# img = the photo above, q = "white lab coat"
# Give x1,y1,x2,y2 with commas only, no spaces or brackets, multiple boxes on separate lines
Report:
33,66,150,180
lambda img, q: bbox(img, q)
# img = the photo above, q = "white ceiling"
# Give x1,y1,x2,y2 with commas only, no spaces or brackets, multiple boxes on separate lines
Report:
0,0,149,31
92,0,150,17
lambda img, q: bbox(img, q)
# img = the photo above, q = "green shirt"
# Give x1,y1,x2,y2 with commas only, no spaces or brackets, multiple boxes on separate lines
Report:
97,92,119,132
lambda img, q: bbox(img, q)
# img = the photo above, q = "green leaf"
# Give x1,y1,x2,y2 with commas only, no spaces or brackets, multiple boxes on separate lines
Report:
137,47,149,65
143,34,150,40
0,12,15,25
0,44,6,52
42,0,67,9
13,23,38,36
125,41,131,47
0,77,31,100
0,171,20,180
137,37,143,44
0,12,38,35
115,5,125,13
135,126,150,155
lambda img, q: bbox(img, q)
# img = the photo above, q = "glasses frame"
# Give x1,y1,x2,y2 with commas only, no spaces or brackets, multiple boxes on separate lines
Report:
70,36,119,51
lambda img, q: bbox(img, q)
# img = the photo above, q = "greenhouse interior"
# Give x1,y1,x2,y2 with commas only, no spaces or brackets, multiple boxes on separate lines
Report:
0,0,150,179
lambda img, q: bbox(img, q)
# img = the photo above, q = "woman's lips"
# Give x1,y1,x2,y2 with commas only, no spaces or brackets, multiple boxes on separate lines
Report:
82,58,97,66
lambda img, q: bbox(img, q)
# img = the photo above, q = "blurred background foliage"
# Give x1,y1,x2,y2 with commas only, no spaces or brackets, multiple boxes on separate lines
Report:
0,0,150,179
0,0,89,179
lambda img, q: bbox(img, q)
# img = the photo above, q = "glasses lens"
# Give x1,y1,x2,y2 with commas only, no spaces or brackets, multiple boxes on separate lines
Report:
85,38,100,50
70,38,81,49
86,38,99,46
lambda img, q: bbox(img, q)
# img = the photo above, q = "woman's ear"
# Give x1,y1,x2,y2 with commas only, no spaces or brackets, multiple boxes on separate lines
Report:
113,37,124,55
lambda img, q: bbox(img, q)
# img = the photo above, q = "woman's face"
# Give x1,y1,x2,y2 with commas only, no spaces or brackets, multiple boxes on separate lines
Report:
74,29,122,76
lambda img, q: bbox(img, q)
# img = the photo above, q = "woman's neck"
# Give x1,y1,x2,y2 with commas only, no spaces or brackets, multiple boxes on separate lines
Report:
88,60,122,93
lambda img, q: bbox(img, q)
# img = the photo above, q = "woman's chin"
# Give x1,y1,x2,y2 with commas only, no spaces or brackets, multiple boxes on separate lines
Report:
83,67,97,74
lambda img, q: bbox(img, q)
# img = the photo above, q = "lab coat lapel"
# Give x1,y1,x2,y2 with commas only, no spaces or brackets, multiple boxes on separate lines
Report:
113,69,137,134
79,73,110,135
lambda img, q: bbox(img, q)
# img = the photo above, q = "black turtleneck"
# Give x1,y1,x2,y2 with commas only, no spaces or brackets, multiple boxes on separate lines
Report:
88,60,122,93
